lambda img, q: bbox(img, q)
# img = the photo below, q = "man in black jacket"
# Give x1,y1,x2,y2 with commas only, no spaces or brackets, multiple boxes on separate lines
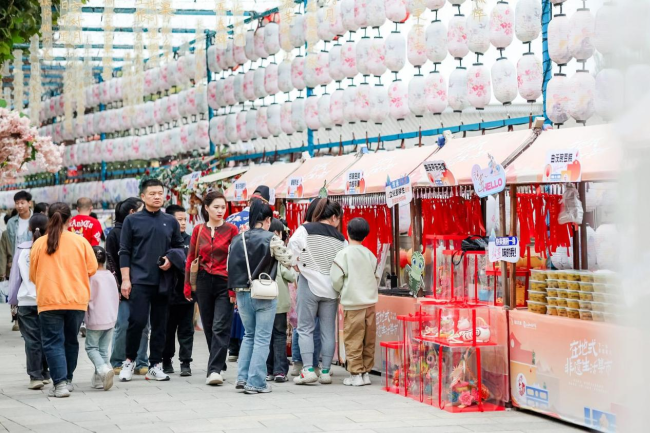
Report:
161,205,194,377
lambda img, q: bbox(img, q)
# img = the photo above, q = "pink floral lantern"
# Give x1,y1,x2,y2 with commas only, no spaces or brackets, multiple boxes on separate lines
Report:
448,68,469,112
244,70,256,101
213,47,225,73
226,113,239,144
448,15,469,59
370,86,389,125
278,60,293,93
305,95,321,130
207,81,218,109
111,78,123,102
255,27,269,59
467,12,490,55
569,9,595,61
291,14,306,48
234,43,248,66
548,14,571,65
409,75,427,116
265,63,280,95
319,94,334,129
545,74,570,125
342,0,360,32
209,117,220,145
317,52,333,86
467,64,491,109
367,0,387,28
207,46,219,73
267,104,282,137
356,37,371,76
281,101,295,135
355,0,369,29
177,91,190,118
426,21,448,63
329,44,345,82
195,120,210,152
517,54,542,102
292,56,307,91
304,53,319,88
292,98,307,132
385,32,406,73
179,125,192,153
256,107,271,139
595,69,624,121
356,84,372,122
341,41,358,78
389,81,410,120
594,4,615,55
318,8,336,42
225,40,236,69
386,0,408,23
99,82,110,105
330,89,345,126
254,67,268,100
168,94,181,121
216,43,229,71
215,79,227,108
367,38,387,77
491,57,517,105
408,25,427,67
264,22,281,56
490,2,514,49
239,111,252,142
85,113,95,135
515,0,541,43
246,29,260,62
224,75,237,106
344,86,359,123
568,71,595,124
330,3,347,37
234,73,246,104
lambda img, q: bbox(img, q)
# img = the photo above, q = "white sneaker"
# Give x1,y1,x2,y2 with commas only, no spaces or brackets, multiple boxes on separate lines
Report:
65,382,74,392
99,365,115,390
362,372,371,385
206,372,223,386
48,382,71,398
319,370,332,385
266,374,275,381
146,363,170,381
90,373,103,389
293,368,318,385
119,359,135,382
28,379,44,390
343,374,364,387
290,362,303,376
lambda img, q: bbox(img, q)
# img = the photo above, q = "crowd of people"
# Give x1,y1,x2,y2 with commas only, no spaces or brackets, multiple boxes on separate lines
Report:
1,180,381,397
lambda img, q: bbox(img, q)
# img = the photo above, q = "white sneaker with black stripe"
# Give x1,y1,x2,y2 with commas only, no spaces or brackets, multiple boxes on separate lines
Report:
145,363,170,381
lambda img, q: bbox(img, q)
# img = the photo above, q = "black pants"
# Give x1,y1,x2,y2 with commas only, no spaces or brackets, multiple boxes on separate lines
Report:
126,284,169,365
163,303,195,364
196,271,233,376
17,306,50,381
266,313,288,376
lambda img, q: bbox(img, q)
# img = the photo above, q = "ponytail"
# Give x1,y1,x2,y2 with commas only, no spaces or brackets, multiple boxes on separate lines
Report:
312,198,342,223
29,213,48,243
46,202,71,255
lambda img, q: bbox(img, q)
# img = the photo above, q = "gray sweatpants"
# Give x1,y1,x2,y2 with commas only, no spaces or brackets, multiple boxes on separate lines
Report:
296,276,338,370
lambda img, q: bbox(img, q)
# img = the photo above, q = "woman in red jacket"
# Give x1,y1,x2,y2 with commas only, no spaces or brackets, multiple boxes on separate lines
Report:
185,191,239,386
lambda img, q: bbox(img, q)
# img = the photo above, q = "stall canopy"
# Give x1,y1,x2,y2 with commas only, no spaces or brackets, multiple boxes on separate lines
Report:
505,124,617,184
198,167,249,184
276,154,358,199
327,146,439,195
224,162,301,201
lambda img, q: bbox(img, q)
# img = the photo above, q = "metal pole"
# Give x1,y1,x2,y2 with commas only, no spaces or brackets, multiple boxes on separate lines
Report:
541,0,552,125
579,182,588,270
206,30,216,156
509,185,518,308
499,190,509,308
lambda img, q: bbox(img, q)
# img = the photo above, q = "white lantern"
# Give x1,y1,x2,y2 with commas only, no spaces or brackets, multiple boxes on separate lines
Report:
341,41,358,78
237,111,249,142
246,110,259,141
207,46,219,73
548,14,572,65
216,116,228,146
329,44,345,82
569,9,595,61
244,70,256,101
257,107,270,139
254,68,268,99
448,68,469,111
224,40,235,69
215,79,226,108
255,27,269,59
546,74,570,125
208,81,218,110
408,25,428,66
367,0,387,28
196,121,210,152
226,113,239,144
385,32,407,72
517,54,543,102
467,12,490,54
305,96,320,130
278,60,293,93
594,4,615,55
408,75,427,116
292,56,307,91
319,94,334,129
367,38,387,76
224,75,237,106
234,44,248,65
291,14,306,48
595,69,624,121
357,38,371,76
389,81,410,120
515,0,541,42
168,94,181,121
267,104,282,137
234,73,246,104
491,58,517,105
342,0,360,32
318,8,336,42
356,84,372,122
355,0,369,28
209,117,220,145
344,86,359,123
490,2,514,49
370,86,390,124
448,0,466,5
216,45,229,71
569,71,595,124
386,0,408,23
265,63,280,95
330,3,347,37
281,101,296,135
264,22,281,56
424,0,446,10
330,89,345,126
467,64,491,109
292,97,307,132
426,21,448,63
448,15,469,59
304,53,319,88
317,52,333,86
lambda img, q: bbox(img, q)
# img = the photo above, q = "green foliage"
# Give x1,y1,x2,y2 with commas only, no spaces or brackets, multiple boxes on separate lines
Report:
0,0,58,67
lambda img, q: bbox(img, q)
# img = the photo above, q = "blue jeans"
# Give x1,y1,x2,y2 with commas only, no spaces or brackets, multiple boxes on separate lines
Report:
236,291,277,391
110,301,149,368
39,310,85,386
85,329,113,373
291,318,321,366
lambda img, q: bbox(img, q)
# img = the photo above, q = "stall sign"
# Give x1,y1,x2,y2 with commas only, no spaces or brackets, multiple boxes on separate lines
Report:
234,181,247,201
269,187,276,204
345,170,365,194
385,175,412,208
423,160,457,186
488,235,519,263
471,154,506,198
543,149,581,183
183,172,201,191
287,176,304,198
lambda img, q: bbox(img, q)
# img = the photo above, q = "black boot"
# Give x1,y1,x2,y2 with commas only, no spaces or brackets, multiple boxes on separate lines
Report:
162,359,174,374
180,362,192,377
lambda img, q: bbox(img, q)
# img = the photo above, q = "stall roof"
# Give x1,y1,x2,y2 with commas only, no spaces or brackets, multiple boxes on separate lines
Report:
198,167,249,184
327,146,439,195
505,124,617,184
224,162,302,201
276,154,359,199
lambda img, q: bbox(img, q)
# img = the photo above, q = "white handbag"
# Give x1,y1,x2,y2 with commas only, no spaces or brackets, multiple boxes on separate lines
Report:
241,232,278,300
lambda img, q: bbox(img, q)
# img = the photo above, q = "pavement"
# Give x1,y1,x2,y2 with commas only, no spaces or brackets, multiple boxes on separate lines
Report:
0,305,583,433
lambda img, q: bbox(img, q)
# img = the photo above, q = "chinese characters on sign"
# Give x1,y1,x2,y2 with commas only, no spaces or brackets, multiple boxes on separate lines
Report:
565,339,613,377
543,149,582,183
375,310,399,338
471,154,506,198
423,160,457,186
488,235,519,263
385,175,413,208
345,170,365,195
234,181,247,201
287,176,304,198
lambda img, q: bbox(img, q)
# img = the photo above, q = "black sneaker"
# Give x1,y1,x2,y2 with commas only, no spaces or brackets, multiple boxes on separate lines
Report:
235,380,246,390
180,363,192,377
162,360,174,374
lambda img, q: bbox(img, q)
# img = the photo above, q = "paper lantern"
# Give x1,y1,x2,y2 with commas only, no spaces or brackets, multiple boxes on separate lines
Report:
254,68,268,99
225,40,235,70
408,25,428,66
177,91,190,119
367,38,387,76
367,0,387,28
85,113,95,135
244,70,256,101
425,0,446,11
467,64,491,109
234,43,248,65
342,0,360,32
292,56,307,91
226,113,239,144
569,71,595,124
385,33,406,72
370,86,390,124
357,38,371,75
408,75,427,116
209,117,220,145
329,44,345,82
234,73,246,104
265,63,280,95
167,94,180,121
208,81,218,110
355,0,369,28
426,21,448,63
281,101,295,135
278,60,293,93
255,27,269,59
389,81,410,120
246,29,260,62
317,52,333,86
594,4,615,55
291,14,307,48
207,46,219,73
215,79,226,108
515,0,541,42
569,9,595,61
195,120,210,152
256,107,271,139
448,15,469,59
545,74,570,125
292,98,307,132
305,96,321,130
489,3,514,49
467,12,490,54
179,124,192,153
330,3,347,37
595,69,624,121
267,104,282,137
241,111,253,142
99,82,110,104
224,75,237,106
216,44,229,71
386,0,408,23
491,58,517,105
341,41,358,78
344,86,359,123
448,68,469,111
213,47,225,73
448,0,466,5
356,84,372,122
264,22,281,56
318,8,336,42
304,53,319,88
114,138,126,161
517,54,543,102
548,14,571,65
330,89,345,126
319,94,334,129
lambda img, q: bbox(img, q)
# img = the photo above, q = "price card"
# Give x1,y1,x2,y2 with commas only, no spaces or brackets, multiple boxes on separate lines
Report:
385,175,412,208
543,149,581,183
287,176,304,198
488,236,519,263
183,171,201,191
423,160,457,186
345,170,365,194
234,181,247,201
269,187,276,204
471,155,506,198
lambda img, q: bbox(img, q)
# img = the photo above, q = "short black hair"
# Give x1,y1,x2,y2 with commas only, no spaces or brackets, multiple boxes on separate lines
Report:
347,217,370,242
14,191,32,203
34,202,49,214
89,212,98,220
92,245,107,265
269,218,289,241
140,178,164,194
166,204,186,217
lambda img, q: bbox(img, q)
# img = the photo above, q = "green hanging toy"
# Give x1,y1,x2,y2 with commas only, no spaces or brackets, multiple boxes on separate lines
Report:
405,245,425,297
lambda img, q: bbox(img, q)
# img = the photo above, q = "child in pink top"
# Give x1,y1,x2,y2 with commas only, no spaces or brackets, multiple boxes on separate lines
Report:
85,246,119,391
